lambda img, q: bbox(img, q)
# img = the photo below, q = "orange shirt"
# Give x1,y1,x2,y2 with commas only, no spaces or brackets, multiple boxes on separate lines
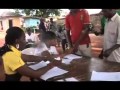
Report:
65,9,91,45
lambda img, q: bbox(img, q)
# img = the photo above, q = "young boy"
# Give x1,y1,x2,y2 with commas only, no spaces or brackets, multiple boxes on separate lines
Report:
57,26,68,52
40,31,59,56
22,31,59,57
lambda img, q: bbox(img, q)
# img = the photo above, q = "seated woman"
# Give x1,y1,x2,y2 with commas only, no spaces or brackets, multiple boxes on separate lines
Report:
0,27,61,81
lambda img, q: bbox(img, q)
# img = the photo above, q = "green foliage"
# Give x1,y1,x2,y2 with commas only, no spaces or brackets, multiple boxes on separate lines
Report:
15,9,61,18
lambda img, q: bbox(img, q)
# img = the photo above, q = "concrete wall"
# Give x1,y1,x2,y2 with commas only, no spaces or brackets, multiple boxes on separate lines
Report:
0,16,21,31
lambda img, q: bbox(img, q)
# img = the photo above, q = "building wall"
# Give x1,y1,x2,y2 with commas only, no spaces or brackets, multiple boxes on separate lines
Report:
12,17,21,27
0,17,21,31
2,19,9,31
24,18,40,28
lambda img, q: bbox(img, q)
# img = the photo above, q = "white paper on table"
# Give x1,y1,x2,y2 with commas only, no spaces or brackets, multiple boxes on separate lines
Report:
65,77,79,81
26,62,35,64
64,54,82,60
62,58,73,65
57,77,79,82
91,71,120,81
40,67,68,81
57,79,64,82
55,57,61,61
45,61,50,64
29,61,48,70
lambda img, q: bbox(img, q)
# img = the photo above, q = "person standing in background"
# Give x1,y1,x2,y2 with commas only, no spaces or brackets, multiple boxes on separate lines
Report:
49,18,58,33
39,18,46,34
57,26,68,52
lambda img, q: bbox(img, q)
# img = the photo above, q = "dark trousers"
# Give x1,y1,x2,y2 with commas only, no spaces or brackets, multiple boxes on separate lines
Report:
61,39,68,52
99,49,103,59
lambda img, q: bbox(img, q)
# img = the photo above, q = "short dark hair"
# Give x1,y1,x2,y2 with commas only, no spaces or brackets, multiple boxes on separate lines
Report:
26,28,31,32
0,27,24,56
50,18,53,21
41,31,56,41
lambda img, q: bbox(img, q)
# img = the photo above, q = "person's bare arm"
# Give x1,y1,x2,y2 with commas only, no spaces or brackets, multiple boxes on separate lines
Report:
16,63,54,79
17,58,62,80
72,24,90,52
103,44,120,57
21,54,53,62
41,50,60,59
66,30,73,48
103,16,120,57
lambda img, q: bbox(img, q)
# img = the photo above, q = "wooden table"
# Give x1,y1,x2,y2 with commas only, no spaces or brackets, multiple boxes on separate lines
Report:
47,57,120,81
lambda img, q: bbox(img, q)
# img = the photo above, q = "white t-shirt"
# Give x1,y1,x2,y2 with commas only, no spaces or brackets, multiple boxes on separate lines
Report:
25,33,36,42
104,13,120,62
22,47,36,55
48,46,58,55
22,42,58,56
34,42,49,56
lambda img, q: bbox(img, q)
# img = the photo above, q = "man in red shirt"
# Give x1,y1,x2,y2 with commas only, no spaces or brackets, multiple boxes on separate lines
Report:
65,9,92,57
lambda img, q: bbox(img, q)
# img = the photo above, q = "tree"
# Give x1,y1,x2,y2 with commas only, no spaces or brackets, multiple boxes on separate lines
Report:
15,9,61,18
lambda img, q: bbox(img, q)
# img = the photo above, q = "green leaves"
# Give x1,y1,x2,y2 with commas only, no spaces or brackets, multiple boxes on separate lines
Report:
15,9,61,18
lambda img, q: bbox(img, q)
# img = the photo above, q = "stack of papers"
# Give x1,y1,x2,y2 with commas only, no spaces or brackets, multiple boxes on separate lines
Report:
62,54,82,65
29,61,48,70
91,71,120,81
40,67,68,81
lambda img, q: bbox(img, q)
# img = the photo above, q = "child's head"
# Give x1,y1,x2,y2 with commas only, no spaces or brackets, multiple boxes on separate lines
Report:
26,28,32,35
41,31,57,47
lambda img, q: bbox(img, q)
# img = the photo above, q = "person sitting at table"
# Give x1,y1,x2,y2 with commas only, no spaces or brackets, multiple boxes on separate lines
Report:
22,31,59,57
40,31,59,57
25,28,36,48
0,27,61,81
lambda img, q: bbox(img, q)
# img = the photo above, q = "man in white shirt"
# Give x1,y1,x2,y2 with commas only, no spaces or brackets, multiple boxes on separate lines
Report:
102,9,120,62
25,28,37,48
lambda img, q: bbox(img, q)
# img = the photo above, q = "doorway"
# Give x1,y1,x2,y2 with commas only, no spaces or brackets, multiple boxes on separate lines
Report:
9,19,13,28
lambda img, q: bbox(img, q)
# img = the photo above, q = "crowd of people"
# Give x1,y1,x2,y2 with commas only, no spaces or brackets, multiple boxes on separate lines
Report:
0,9,120,81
